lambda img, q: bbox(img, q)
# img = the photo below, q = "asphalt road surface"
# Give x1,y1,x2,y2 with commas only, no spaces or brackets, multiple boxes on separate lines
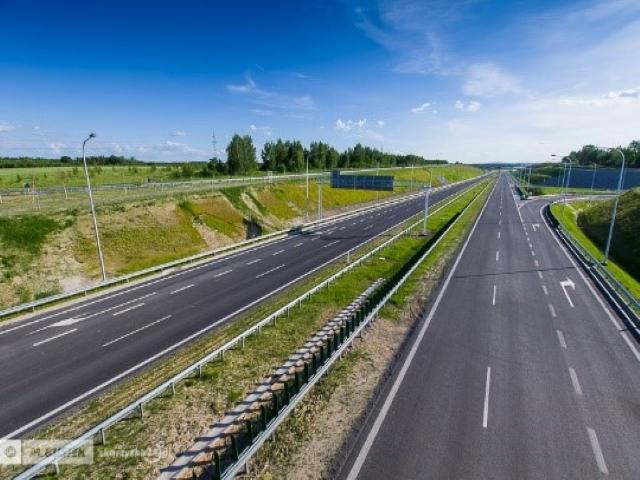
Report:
341,173,640,479
0,177,481,440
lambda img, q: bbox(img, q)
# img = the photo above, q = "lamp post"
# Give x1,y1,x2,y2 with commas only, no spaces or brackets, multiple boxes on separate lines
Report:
305,155,309,222
603,148,626,264
82,133,107,282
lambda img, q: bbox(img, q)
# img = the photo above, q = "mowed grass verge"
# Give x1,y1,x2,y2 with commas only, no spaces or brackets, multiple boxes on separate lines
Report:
551,201,640,300
6,180,489,480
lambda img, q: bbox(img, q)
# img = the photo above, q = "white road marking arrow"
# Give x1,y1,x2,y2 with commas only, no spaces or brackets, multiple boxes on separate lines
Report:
560,278,576,308
532,223,540,231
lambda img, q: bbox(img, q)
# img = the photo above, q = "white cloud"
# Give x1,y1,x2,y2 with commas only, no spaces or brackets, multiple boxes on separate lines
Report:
410,102,433,113
250,124,273,136
0,122,16,132
226,73,316,111
171,130,188,137
463,64,522,98
335,119,367,132
455,100,481,112
48,143,66,154
558,87,640,106
377,120,385,128
251,108,273,116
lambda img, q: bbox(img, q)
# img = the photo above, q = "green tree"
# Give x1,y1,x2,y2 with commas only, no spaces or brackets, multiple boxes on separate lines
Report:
226,134,257,174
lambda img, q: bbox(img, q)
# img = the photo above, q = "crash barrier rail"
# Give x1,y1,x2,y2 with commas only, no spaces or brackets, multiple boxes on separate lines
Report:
12,179,488,479
160,279,385,479
162,192,477,480
0,175,482,320
545,203,640,337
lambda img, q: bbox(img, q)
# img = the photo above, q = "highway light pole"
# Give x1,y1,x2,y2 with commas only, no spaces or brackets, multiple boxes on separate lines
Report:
306,156,309,222
82,133,107,282
603,148,626,264
561,155,572,219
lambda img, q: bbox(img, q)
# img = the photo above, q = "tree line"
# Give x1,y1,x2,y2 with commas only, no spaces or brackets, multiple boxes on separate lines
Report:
204,134,445,176
563,141,639,168
0,155,152,168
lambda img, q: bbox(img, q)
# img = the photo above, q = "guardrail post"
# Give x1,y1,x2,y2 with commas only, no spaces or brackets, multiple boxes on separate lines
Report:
246,419,254,444
213,450,221,480
304,362,310,382
139,402,145,418
231,434,239,461
261,405,267,430
100,428,106,445
171,382,176,396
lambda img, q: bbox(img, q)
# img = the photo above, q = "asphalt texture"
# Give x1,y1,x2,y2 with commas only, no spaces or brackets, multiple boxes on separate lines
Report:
340,173,640,480
0,178,479,439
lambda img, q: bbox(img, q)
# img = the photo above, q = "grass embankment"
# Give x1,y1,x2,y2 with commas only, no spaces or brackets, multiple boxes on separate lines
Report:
249,178,493,479
6,180,489,480
551,197,640,300
0,166,482,309
527,185,612,196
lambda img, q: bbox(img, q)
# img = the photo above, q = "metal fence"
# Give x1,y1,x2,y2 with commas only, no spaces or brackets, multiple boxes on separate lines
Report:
11,180,485,479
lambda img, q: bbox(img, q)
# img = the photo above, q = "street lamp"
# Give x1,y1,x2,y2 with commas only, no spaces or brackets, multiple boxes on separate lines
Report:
305,155,309,222
82,133,107,282
603,148,626,264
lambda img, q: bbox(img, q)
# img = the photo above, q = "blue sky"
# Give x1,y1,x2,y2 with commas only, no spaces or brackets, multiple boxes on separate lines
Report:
1,0,639,163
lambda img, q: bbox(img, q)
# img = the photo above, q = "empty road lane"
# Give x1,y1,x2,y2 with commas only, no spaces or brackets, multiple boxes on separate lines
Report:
341,173,640,480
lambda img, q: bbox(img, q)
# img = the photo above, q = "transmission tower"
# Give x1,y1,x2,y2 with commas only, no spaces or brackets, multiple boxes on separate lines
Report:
212,130,218,160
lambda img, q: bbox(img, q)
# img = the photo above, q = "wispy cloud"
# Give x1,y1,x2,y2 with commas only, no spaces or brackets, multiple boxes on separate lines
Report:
557,87,640,106
170,130,188,137
377,120,385,128
226,73,316,112
455,100,481,112
410,102,435,113
462,64,522,98
48,143,66,154
0,122,16,133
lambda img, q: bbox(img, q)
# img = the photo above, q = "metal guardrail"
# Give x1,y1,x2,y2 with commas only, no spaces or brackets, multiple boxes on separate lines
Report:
189,178,490,480
545,203,640,333
1,177,481,320
11,179,487,479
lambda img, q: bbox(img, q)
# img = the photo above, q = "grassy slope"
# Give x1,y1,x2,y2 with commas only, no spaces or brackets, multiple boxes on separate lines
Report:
578,188,640,279
551,199,640,299
0,165,482,308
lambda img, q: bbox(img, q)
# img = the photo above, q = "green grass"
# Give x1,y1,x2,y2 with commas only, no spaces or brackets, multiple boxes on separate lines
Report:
527,185,613,196
0,215,62,254
551,201,640,300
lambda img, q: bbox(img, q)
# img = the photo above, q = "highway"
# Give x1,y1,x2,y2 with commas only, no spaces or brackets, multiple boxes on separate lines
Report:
0,177,481,440
341,173,640,479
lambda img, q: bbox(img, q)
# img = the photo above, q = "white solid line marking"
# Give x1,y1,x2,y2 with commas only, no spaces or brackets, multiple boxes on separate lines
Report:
33,329,77,347
542,285,548,296
255,264,285,279
214,269,232,278
538,271,544,280
541,204,640,364
587,427,609,475
569,367,583,395
483,366,491,428
345,180,498,480
246,258,261,265
272,249,285,256
102,315,171,347
548,303,557,317
495,250,500,262
492,285,497,305
323,240,340,248
293,242,304,248
170,284,194,295
557,330,567,349
112,303,145,317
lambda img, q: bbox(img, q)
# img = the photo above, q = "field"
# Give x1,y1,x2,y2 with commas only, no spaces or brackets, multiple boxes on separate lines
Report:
0,165,483,308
